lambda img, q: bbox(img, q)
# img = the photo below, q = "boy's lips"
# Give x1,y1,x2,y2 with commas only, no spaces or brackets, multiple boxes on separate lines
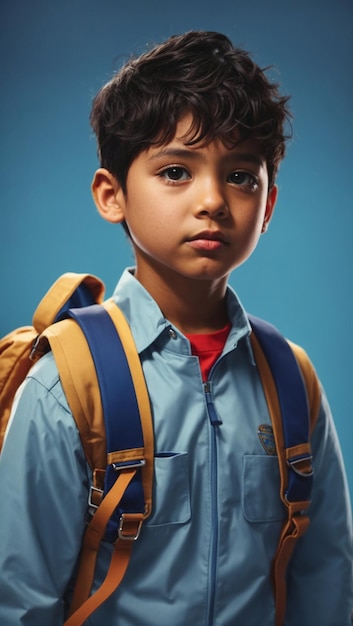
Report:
186,230,228,251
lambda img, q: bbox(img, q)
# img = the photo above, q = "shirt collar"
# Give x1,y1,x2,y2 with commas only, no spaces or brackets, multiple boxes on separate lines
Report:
112,269,169,353
112,268,254,362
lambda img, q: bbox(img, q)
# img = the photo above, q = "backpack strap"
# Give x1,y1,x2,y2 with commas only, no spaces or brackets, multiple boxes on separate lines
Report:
68,299,154,529
32,272,105,333
39,299,153,626
249,314,321,626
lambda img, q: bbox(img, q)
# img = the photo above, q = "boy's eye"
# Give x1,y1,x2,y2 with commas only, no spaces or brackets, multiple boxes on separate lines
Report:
159,166,191,182
228,171,258,189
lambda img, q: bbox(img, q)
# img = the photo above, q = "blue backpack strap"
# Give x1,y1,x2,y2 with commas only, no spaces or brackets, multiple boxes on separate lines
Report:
248,314,313,502
66,304,146,541
248,314,313,626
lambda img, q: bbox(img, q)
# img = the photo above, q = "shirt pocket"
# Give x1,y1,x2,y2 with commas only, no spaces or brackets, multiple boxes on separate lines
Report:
146,452,191,527
242,454,286,523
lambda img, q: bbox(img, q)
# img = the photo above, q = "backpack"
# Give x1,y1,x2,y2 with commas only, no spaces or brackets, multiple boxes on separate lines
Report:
0,273,321,626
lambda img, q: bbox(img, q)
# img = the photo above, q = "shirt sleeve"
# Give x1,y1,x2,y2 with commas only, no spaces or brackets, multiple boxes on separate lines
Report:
285,387,353,626
0,354,90,626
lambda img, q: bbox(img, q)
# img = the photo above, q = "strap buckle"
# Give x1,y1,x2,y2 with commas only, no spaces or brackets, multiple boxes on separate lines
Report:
88,485,104,510
287,455,314,478
112,459,146,471
118,513,143,541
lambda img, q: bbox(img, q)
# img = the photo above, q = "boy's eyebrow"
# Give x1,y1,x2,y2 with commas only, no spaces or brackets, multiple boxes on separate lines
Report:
148,147,265,167
148,148,202,162
225,152,265,168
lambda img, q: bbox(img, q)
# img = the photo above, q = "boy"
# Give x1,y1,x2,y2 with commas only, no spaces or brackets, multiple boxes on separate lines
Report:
0,30,352,625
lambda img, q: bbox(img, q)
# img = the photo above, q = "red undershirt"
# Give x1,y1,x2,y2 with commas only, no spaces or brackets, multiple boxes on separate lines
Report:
185,322,232,382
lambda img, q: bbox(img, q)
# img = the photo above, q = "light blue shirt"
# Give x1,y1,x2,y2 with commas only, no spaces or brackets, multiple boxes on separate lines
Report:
0,269,352,625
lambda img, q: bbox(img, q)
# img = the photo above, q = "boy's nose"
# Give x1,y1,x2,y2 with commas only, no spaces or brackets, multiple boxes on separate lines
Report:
194,179,229,219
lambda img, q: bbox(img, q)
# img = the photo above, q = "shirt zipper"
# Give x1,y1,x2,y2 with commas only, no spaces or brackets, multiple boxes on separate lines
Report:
204,380,221,625
204,381,222,425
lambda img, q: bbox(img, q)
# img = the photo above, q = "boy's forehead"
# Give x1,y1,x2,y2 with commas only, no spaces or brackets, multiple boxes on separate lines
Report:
146,113,266,162
143,118,265,166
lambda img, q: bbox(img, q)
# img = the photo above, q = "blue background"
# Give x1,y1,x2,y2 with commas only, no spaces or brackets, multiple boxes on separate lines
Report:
1,1,352,504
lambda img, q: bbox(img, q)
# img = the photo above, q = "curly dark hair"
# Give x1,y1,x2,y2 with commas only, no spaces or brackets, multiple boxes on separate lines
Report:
91,30,291,196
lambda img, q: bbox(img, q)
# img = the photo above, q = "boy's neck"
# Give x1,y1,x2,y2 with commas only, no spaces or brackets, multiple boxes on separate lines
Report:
134,266,229,334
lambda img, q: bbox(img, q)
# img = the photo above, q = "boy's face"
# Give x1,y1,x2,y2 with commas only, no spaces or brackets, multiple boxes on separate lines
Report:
94,114,277,293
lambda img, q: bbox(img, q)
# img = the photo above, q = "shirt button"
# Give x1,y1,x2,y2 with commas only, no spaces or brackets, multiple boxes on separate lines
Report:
168,328,177,339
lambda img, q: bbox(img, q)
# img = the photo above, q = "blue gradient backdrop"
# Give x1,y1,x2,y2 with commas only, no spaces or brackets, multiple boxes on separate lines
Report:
1,1,352,505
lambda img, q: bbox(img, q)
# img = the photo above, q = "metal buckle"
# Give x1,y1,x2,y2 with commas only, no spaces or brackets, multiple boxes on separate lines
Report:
88,485,104,509
112,459,146,471
118,514,143,541
287,456,314,478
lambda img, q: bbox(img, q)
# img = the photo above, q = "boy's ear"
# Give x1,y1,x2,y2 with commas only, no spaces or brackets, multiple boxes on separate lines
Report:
91,168,126,224
262,184,278,233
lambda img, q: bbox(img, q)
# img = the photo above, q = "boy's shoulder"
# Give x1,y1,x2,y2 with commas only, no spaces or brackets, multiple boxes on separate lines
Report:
2,353,76,459
25,352,70,413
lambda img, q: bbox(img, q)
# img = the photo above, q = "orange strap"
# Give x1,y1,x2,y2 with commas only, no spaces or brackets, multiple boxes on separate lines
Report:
65,537,137,626
272,501,311,626
250,332,320,626
64,467,142,626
